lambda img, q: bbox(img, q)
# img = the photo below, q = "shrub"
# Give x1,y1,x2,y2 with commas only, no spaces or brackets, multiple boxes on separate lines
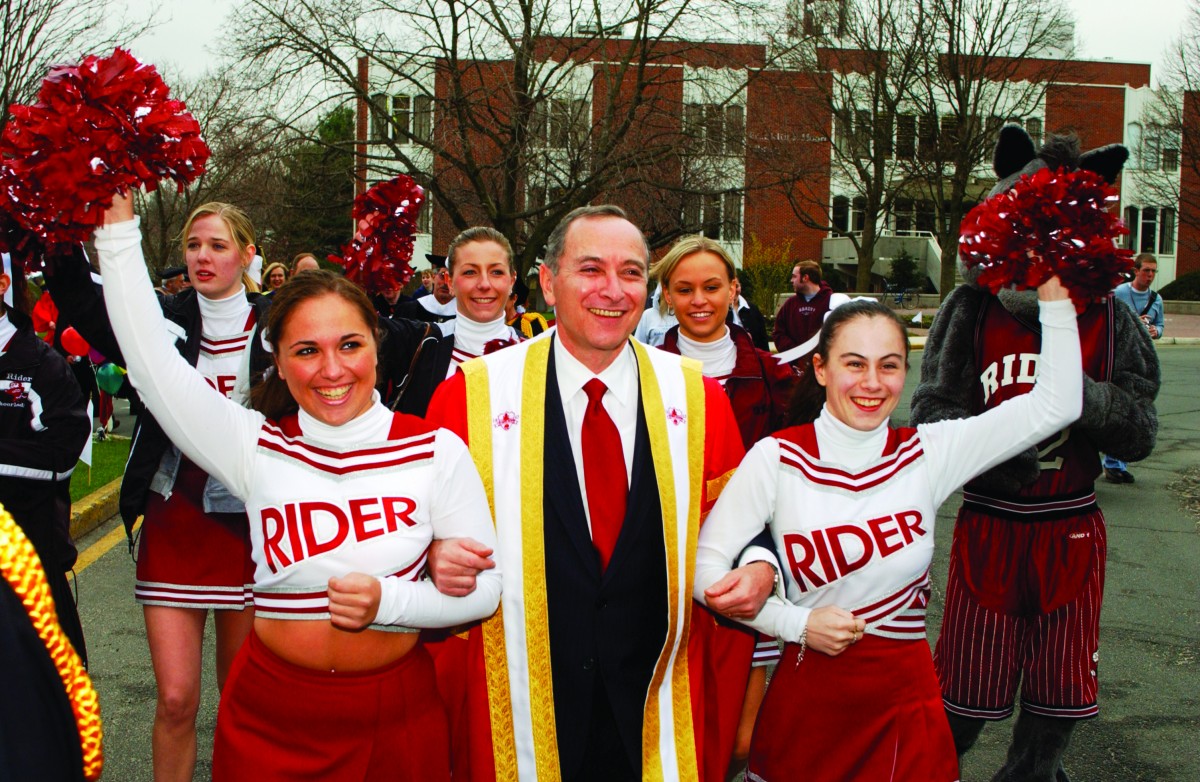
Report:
888,248,922,291
741,233,796,319
1159,270,1200,301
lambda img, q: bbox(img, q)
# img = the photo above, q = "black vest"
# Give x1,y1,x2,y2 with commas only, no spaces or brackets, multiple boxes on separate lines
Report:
542,353,668,778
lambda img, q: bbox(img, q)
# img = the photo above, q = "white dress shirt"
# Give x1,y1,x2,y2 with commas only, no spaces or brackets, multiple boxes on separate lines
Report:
552,336,639,535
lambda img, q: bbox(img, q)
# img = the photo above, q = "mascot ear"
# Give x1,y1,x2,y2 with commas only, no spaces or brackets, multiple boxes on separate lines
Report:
1079,144,1130,184
994,124,1037,179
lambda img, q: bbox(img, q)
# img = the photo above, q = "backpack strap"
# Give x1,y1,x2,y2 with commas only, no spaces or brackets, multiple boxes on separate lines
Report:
1140,290,1158,317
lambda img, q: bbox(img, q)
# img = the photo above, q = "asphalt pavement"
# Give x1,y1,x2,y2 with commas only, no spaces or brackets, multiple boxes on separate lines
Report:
67,344,1200,782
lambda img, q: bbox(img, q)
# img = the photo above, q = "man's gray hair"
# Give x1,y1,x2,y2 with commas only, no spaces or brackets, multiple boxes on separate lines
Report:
542,204,650,273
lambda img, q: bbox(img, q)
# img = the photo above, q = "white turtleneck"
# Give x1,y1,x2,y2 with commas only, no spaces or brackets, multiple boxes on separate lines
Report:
440,313,520,373
676,326,737,382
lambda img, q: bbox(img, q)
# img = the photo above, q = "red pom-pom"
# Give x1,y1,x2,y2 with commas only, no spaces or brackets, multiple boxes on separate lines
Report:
0,48,210,245
958,167,1134,308
331,175,425,291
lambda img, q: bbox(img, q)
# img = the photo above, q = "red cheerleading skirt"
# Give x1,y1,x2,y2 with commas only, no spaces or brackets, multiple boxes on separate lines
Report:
213,631,451,781
134,458,254,610
748,635,959,782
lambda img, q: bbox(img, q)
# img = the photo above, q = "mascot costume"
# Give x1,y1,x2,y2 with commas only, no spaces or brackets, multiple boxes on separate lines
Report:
911,126,1161,781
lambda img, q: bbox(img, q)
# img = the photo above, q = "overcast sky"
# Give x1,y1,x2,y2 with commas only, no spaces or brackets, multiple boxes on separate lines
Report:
122,0,1193,83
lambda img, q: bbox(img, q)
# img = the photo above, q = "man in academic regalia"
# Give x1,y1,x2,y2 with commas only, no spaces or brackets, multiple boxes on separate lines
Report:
425,205,775,782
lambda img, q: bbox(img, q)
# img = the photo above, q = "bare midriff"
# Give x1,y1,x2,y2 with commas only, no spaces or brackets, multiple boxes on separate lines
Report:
255,616,419,672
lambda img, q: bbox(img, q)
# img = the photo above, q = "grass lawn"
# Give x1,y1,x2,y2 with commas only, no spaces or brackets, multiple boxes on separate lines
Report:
70,436,131,503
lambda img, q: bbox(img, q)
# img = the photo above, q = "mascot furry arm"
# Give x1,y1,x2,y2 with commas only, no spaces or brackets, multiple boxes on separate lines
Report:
910,126,1161,495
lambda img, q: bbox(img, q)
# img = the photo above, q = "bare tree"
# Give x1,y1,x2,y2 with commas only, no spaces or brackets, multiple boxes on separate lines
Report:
135,71,290,272
908,0,1074,296
764,0,931,292
0,0,156,133
229,0,795,274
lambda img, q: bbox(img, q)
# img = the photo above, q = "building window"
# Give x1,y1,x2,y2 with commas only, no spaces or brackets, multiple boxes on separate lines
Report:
854,109,872,158
534,98,589,149
851,196,867,233
1025,117,1043,147
719,193,740,240
682,192,742,241
918,114,936,160
1127,206,1176,255
370,93,432,144
832,195,850,233
891,198,913,234
685,102,746,156
1161,208,1175,253
1162,146,1179,172
877,113,894,157
895,114,916,159
939,114,958,157
371,93,389,141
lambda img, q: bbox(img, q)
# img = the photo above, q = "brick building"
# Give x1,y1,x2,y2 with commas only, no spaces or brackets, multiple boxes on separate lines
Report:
357,32,1190,291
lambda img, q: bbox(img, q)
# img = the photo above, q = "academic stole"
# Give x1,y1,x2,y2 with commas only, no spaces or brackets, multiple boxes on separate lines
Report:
461,337,707,781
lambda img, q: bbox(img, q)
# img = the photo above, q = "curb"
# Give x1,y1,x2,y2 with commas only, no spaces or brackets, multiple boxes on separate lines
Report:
70,476,122,541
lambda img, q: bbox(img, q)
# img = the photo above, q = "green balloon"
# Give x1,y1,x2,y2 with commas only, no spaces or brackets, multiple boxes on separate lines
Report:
96,362,127,395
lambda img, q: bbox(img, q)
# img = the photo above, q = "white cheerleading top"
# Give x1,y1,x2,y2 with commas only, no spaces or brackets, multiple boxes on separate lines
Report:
695,298,1082,643
95,218,501,630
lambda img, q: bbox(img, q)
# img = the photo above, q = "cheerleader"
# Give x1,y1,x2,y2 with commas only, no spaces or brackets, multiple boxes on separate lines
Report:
94,193,500,781
694,277,1082,780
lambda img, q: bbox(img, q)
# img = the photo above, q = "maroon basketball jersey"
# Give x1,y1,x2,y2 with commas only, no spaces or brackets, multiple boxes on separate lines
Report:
964,295,1113,498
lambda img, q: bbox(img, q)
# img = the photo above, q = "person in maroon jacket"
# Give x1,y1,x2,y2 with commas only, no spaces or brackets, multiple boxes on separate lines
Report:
772,260,833,355
650,235,796,773
652,236,797,450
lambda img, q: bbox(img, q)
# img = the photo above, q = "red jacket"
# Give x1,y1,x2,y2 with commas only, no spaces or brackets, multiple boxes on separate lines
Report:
661,324,798,450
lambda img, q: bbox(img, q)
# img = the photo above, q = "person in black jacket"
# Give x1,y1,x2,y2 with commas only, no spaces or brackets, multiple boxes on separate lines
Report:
43,202,270,782
382,228,521,416
0,264,91,667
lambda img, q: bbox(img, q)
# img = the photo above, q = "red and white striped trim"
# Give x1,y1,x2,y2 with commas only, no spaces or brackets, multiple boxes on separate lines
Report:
778,432,924,491
451,347,479,366
135,581,251,610
200,331,252,357
962,490,1098,516
853,571,931,639
252,553,428,618
1021,701,1099,719
257,423,435,475
752,638,782,667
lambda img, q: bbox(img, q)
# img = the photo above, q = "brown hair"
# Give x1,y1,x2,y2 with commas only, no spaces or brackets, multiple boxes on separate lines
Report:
446,227,516,274
785,299,910,426
796,259,822,284
249,270,380,421
261,262,289,289
180,202,260,292
1133,252,1157,269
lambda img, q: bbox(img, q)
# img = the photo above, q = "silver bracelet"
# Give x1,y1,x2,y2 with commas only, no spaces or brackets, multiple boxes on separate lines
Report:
795,625,807,669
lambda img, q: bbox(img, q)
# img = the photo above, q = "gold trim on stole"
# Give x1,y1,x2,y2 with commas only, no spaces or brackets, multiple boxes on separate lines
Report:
462,360,519,781
631,342,704,782
517,339,562,779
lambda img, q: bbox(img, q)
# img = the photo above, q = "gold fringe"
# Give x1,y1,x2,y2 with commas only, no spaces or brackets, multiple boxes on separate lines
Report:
0,506,103,780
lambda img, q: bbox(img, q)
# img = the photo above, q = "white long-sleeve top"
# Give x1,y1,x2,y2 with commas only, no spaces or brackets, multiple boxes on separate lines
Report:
95,218,500,630
694,298,1082,643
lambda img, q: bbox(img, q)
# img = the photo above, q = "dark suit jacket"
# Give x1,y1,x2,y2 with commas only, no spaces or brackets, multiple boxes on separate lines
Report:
542,352,667,779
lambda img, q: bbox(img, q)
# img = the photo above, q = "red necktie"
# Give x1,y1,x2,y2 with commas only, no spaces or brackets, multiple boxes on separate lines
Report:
582,378,627,570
